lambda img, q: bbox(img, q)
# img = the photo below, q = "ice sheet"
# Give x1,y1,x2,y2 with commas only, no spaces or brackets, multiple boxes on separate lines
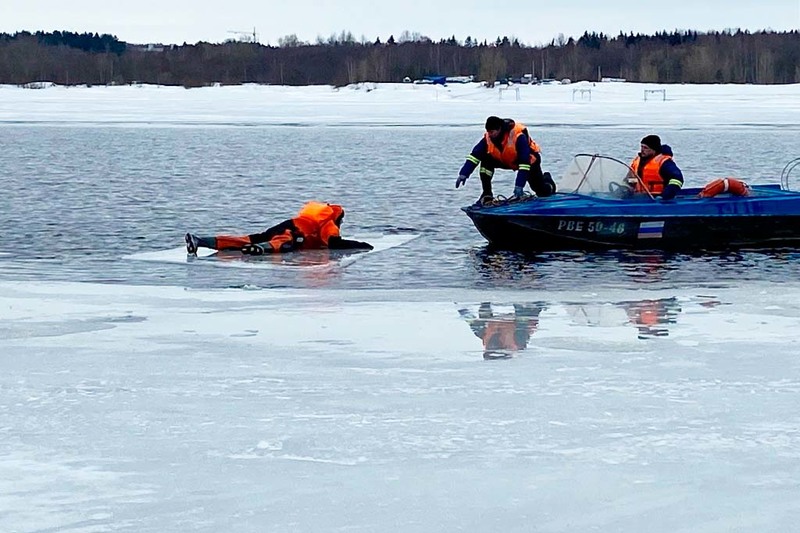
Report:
2,280,800,532
124,233,420,269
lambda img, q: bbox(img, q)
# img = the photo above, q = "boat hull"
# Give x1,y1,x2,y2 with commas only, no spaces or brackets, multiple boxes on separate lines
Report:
463,187,800,251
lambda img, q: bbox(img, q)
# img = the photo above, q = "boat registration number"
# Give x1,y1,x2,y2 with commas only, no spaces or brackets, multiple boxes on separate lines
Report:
556,220,626,234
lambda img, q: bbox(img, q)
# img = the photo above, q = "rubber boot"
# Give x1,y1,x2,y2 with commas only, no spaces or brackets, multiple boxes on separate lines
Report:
185,233,200,255
185,233,219,254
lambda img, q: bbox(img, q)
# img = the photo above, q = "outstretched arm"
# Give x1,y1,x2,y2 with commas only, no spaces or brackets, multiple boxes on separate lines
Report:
328,236,373,250
458,138,489,178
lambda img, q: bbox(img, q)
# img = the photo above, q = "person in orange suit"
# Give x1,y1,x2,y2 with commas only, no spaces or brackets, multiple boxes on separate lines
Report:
185,201,372,255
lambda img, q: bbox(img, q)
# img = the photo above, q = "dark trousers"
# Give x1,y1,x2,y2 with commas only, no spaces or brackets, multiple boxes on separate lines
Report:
479,153,551,198
248,219,302,252
248,219,297,244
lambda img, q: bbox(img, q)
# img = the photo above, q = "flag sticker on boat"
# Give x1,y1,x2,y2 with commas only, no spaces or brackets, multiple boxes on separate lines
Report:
637,221,665,239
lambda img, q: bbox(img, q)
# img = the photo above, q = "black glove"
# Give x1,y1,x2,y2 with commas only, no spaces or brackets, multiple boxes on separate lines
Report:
241,243,266,255
455,175,468,188
328,236,373,250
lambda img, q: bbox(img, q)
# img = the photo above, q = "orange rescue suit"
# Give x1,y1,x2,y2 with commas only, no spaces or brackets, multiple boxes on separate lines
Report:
291,201,343,249
629,154,672,194
484,122,541,169
214,202,344,252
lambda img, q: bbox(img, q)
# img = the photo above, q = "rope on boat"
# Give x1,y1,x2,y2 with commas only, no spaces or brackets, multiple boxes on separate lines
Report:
491,192,536,206
474,192,538,208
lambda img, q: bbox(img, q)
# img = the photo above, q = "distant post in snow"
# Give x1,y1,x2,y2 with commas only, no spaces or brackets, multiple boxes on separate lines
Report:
572,88,592,101
499,86,520,101
644,89,666,102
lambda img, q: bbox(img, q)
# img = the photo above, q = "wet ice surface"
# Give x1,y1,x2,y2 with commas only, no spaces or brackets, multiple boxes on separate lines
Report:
2,82,800,531
3,281,800,532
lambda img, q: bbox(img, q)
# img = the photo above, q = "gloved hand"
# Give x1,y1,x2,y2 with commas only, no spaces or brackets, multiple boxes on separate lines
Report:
513,186,525,197
455,175,468,188
241,243,266,255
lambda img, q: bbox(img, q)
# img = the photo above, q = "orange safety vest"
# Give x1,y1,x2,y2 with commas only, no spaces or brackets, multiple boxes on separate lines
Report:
630,154,671,194
484,122,541,169
291,201,343,248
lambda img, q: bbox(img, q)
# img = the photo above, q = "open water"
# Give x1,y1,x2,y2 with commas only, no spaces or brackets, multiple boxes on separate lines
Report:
1,124,800,290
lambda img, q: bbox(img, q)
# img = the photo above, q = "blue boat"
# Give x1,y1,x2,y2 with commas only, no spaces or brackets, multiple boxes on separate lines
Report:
463,154,800,251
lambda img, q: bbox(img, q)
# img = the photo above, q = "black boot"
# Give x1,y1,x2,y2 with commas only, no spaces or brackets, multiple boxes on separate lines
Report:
185,233,199,255
478,174,494,205
530,172,556,197
539,172,556,196
476,193,494,206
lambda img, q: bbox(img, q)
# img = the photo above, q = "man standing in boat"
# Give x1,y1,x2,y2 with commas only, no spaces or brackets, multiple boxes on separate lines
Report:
455,116,556,205
626,135,684,200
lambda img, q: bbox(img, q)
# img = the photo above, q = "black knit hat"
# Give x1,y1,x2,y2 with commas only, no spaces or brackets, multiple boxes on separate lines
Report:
485,116,504,131
640,134,662,152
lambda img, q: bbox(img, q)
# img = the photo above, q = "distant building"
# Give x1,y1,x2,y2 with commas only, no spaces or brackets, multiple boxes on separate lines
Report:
129,43,168,53
445,75,474,83
423,75,447,85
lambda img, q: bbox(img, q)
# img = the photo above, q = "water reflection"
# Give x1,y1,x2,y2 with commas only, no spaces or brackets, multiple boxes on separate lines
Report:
619,297,682,339
207,249,350,267
460,296,722,356
469,245,800,291
566,297,685,338
458,302,544,360
195,248,371,287
568,296,724,339
468,247,686,290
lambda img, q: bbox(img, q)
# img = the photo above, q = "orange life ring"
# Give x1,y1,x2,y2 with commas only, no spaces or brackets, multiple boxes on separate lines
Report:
698,177,750,198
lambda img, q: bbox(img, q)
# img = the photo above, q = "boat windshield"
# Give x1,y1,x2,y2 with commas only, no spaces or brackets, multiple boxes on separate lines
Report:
557,154,643,198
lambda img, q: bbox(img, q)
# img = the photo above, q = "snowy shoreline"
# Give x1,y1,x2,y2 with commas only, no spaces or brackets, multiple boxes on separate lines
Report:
2,81,799,128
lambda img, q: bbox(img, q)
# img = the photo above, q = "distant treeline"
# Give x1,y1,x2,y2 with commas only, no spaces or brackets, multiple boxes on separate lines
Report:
0,29,798,86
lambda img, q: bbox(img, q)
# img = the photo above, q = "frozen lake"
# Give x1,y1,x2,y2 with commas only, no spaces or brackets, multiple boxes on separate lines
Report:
2,82,800,531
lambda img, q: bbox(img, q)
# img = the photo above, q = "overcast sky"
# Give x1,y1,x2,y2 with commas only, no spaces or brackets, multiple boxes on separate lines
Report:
2,0,798,45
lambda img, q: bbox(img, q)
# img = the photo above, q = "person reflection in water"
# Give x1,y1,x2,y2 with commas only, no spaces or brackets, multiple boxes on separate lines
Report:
459,302,543,359
619,297,681,339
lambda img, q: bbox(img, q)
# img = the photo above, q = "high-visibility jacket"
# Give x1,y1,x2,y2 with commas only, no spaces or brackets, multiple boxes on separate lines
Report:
630,154,672,194
484,122,541,169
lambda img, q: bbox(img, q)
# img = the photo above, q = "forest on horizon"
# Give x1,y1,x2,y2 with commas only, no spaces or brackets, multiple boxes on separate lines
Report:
0,28,797,87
